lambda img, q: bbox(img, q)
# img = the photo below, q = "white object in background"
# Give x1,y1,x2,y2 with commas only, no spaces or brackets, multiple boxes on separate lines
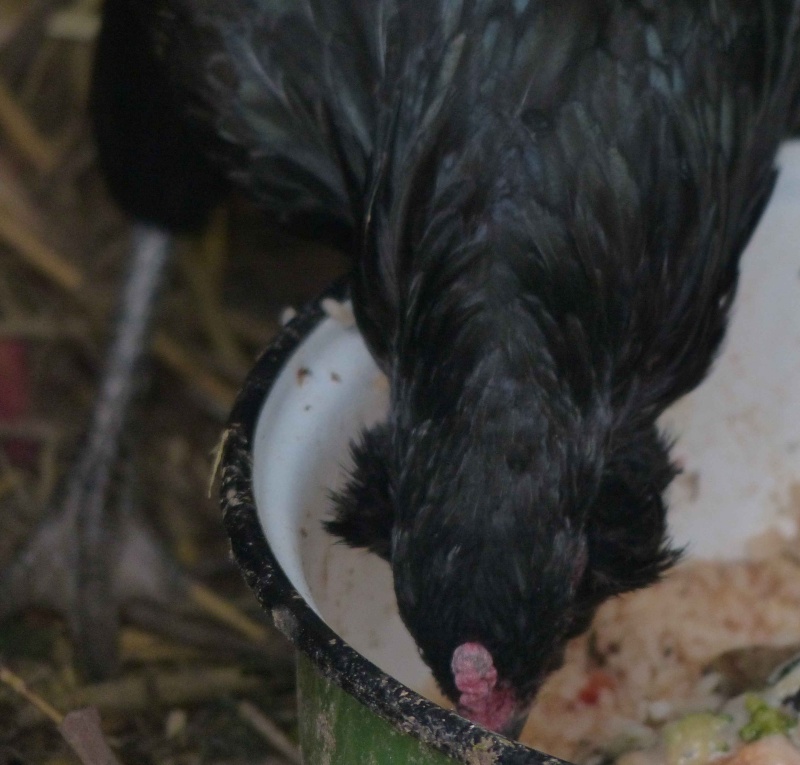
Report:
662,142,800,558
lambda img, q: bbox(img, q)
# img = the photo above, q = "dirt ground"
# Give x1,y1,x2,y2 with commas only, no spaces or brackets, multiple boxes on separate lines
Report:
0,2,348,763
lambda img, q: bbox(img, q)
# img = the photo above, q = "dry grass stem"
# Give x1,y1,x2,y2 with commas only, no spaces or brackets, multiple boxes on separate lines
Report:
179,208,251,376
0,79,60,172
0,664,65,724
0,204,83,291
62,667,264,712
188,582,271,644
238,701,301,765
151,334,237,416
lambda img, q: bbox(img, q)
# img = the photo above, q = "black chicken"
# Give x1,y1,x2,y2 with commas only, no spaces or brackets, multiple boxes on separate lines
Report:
311,1,800,735
6,0,800,739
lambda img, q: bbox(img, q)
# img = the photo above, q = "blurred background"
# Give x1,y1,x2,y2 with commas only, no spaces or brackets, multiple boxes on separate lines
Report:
0,1,348,762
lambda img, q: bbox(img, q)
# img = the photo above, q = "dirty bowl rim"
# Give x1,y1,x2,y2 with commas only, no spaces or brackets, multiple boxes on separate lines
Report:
219,279,566,765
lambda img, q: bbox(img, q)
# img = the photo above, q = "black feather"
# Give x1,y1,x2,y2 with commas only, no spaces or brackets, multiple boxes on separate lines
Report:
325,424,395,561
108,0,800,735
91,0,225,230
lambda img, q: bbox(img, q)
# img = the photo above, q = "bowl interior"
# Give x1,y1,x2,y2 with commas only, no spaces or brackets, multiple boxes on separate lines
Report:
251,141,800,700
251,319,432,689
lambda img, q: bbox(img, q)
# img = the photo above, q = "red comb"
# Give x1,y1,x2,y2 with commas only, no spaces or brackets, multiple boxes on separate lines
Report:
451,643,518,732
451,642,498,697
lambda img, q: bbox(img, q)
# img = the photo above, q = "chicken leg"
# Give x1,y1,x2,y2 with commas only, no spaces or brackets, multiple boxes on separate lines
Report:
0,224,186,679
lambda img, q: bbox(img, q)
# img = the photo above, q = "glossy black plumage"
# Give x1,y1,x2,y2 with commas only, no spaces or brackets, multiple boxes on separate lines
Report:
91,0,225,230
115,0,800,734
